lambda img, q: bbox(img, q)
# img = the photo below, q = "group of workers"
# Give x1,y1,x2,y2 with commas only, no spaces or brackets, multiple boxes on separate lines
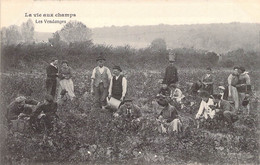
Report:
6,53,252,135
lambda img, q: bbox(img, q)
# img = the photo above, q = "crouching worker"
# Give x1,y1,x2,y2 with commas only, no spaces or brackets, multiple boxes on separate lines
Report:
156,98,182,134
113,99,142,130
153,83,171,114
195,91,215,128
29,94,58,134
6,96,40,130
212,94,238,130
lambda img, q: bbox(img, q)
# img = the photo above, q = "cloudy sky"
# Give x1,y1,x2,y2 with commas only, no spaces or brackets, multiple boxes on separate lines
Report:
1,0,260,32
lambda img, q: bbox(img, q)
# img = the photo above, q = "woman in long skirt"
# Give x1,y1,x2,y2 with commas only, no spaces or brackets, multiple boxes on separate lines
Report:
227,67,240,111
58,60,75,100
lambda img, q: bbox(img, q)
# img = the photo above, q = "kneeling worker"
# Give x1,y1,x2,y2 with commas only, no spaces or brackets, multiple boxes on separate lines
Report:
157,97,182,134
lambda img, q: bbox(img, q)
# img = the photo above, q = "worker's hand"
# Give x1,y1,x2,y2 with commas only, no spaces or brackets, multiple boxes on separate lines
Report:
120,97,124,102
215,109,220,113
195,114,200,119
132,118,140,123
108,95,111,100
157,115,164,122
113,113,119,117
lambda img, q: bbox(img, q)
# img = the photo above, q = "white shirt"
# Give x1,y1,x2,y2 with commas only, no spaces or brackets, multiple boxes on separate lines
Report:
50,62,57,69
108,75,127,99
195,98,215,119
91,66,112,81
220,92,224,100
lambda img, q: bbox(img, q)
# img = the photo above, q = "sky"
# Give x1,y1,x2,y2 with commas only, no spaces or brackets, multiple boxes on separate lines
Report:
1,0,260,32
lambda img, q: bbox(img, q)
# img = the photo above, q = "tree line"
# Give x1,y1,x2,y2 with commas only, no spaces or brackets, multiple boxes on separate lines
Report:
1,20,259,72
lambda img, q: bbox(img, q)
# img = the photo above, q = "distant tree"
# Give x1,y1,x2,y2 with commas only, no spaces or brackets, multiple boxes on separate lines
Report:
60,21,92,43
21,19,34,43
48,31,61,46
150,38,167,53
4,25,23,45
204,51,219,65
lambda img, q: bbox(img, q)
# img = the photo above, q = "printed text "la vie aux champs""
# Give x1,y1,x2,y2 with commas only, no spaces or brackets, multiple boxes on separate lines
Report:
25,13,76,18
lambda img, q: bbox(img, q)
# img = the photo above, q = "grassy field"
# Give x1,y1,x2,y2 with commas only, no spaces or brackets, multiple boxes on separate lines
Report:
0,68,259,164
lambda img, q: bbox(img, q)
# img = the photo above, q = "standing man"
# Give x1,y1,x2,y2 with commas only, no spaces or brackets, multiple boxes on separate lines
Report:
46,58,59,99
236,67,251,113
162,57,178,86
91,54,112,109
108,66,127,101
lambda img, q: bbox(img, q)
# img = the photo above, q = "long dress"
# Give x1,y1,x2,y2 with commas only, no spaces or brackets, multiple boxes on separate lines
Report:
227,74,239,110
58,66,75,100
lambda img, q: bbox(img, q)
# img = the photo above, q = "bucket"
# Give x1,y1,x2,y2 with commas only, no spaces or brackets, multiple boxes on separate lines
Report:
107,97,122,110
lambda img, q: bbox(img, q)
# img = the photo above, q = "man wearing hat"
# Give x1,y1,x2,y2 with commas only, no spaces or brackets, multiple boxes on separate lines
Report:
156,97,182,134
6,96,39,122
114,99,142,123
211,94,238,129
91,54,112,109
29,94,58,133
108,65,127,102
195,91,215,120
218,85,228,100
46,58,59,98
162,55,178,86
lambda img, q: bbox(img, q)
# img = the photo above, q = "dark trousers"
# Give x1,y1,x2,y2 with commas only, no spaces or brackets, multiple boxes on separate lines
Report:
94,83,108,108
46,78,57,98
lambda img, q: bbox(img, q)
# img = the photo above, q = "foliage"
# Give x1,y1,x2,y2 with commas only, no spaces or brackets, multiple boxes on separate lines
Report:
59,21,92,43
21,19,35,43
150,38,167,54
0,69,259,164
1,25,23,45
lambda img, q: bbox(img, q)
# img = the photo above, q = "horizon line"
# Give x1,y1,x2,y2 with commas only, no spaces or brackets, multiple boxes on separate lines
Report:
31,21,260,33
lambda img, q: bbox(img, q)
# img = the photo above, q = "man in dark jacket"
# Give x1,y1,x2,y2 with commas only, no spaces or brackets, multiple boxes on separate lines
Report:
212,94,238,128
108,66,127,101
113,99,142,131
114,99,142,121
162,60,178,86
29,94,58,132
157,98,182,134
46,58,59,98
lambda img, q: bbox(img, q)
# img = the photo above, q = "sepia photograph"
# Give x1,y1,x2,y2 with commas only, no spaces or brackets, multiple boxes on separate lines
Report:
0,0,260,164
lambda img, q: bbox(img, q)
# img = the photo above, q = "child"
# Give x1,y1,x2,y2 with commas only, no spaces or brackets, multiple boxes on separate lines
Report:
157,83,171,97
169,83,185,103
218,86,228,100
